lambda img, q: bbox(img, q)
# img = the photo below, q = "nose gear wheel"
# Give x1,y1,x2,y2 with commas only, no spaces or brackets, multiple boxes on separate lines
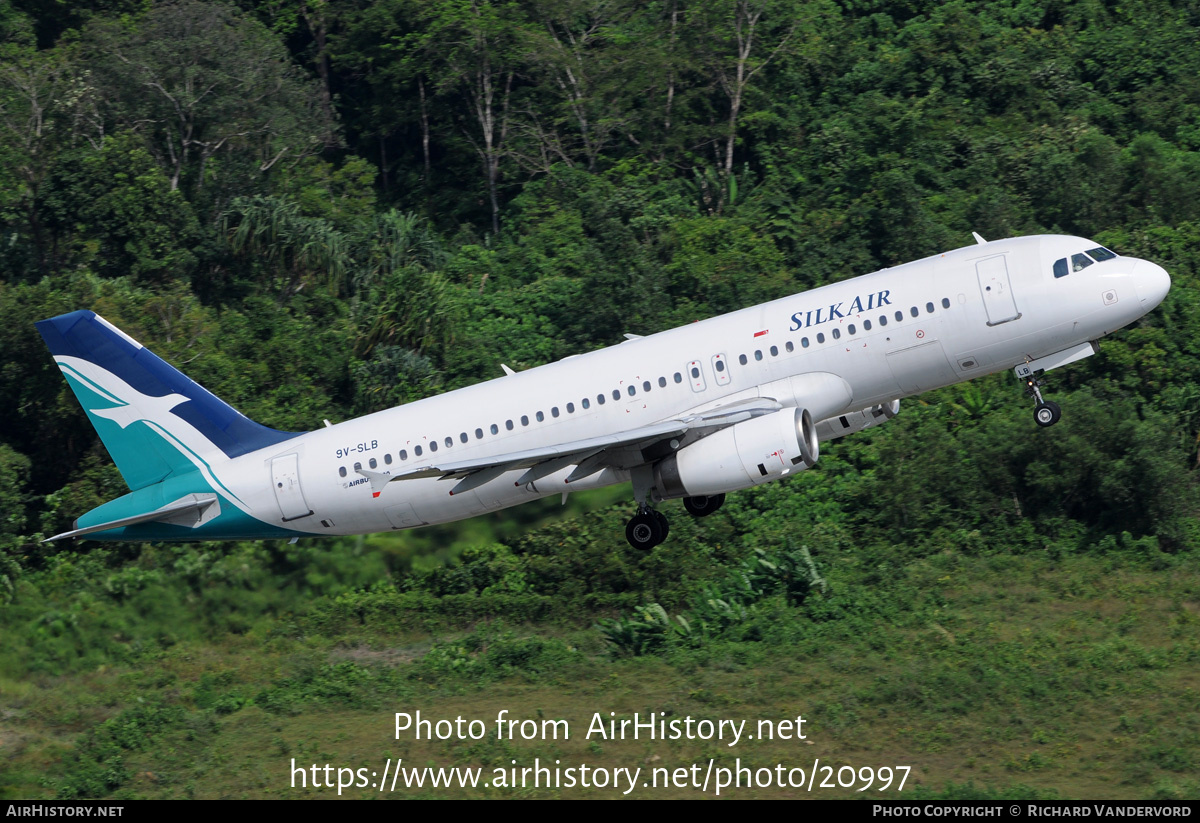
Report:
1022,373,1062,428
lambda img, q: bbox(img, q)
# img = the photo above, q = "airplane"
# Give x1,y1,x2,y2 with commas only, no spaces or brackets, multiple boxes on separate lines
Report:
38,233,1171,549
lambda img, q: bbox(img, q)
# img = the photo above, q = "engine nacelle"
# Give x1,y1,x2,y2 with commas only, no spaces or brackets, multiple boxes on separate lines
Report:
655,408,818,499
814,399,899,442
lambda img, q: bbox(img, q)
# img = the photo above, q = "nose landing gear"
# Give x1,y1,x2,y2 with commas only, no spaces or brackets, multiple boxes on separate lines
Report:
1022,373,1061,427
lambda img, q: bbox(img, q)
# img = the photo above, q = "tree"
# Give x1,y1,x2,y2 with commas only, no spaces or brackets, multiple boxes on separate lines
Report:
0,443,31,603
0,37,103,275
515,0,636,172
689,0,836,212
221,194,352,299
80,0,336,197
351,209,454,357
39,132,200,282
401,0,524,235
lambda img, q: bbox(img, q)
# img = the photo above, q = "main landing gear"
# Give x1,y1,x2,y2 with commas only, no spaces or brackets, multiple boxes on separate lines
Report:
625,465,671,550
1022,373,1062,428
626,505,669,550
623,492,728,550
683,493,725,517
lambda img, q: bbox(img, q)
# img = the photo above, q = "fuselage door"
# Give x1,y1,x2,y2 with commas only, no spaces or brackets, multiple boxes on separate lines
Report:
976,255,1022,326
687,360,707,392
271,454,313,521
711,353,731,386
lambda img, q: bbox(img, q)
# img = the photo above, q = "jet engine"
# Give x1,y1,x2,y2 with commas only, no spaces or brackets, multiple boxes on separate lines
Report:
654,408,818,499
814,399,899,441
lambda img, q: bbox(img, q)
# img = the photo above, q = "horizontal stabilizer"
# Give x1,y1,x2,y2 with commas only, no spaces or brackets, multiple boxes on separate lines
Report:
43,493,219,542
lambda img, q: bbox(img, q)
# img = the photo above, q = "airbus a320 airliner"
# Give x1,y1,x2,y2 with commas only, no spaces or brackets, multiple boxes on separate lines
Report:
39,234,1170,549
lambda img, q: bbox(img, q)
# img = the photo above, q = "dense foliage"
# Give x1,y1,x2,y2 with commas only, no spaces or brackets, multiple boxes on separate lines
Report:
2,0,1200,799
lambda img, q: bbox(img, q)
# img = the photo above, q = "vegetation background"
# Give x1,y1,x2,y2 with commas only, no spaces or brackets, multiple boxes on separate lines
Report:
1,0,1199,799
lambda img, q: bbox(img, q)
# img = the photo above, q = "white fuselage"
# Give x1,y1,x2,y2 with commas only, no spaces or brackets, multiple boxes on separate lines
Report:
220,235,1169,536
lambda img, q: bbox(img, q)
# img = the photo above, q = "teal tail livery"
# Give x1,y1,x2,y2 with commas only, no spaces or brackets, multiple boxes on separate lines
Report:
38,236,1171,548
37,310,306,542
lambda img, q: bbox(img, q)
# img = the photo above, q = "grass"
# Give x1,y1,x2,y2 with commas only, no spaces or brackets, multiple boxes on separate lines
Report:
360,485,631,572
2,547,1198,799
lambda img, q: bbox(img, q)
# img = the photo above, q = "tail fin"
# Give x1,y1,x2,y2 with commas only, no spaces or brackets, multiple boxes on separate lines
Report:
36,310,298,491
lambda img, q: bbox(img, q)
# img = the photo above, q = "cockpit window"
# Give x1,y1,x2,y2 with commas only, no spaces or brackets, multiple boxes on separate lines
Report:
1053,258,1069,278
1086,246,1117,262
1071,253,1094,272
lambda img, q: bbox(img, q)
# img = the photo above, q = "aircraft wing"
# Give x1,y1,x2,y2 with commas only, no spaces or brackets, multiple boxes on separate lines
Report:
354,397,784,496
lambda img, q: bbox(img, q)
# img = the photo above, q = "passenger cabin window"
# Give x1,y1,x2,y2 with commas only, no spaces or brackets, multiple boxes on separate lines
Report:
1071,253,1094,272
674,372,683,383
863,319,872,331
384,454,392,465
400,449,408,460
941,298,951,308
551,407,559,418
521,415,529,426
460,432,468,443
926,302,934,313
536,411,545,421
567,402,575,413
832,328,841,340
445,437,453,447
430,441,438,452
476,428,484,439
786,341,795,352
490,424,499,434
612,389,621,401
414,446,422,456
582,398,590,409
369,458,377,468
738,354,748,365
339,466,347,477
658,377,667,387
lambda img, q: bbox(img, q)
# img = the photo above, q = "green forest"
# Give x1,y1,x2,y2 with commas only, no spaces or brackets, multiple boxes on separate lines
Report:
2,0,1200,799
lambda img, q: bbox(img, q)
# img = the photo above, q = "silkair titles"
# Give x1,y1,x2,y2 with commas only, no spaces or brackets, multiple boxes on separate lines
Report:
789,290,893,331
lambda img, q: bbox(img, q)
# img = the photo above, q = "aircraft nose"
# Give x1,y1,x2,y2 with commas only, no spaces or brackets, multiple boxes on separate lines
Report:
1133,259,1171,309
